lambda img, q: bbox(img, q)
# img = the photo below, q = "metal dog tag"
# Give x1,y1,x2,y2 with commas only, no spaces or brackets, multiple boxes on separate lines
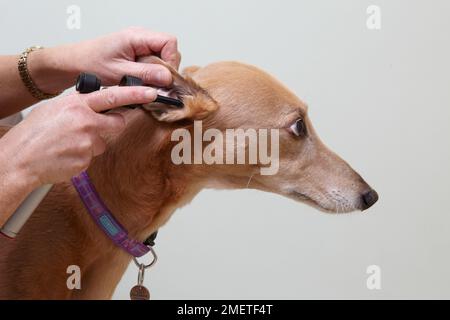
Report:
130,263,150,300
130,284,150,300
130,245,157,301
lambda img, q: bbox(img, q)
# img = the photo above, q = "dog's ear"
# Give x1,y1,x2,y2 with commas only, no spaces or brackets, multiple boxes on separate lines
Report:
137,57,217,122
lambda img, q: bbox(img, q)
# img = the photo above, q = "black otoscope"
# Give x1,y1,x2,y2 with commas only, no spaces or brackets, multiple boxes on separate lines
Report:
76,73,183,107
0,74,183,238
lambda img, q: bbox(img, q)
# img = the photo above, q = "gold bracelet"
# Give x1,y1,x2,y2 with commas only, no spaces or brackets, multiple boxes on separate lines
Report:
18,46,61,100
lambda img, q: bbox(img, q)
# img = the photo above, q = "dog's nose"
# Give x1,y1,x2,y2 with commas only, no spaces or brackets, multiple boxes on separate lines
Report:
361,189,379,210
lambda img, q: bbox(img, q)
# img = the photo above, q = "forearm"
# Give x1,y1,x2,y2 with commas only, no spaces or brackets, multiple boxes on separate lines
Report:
0,132,39,226
0,46,79,118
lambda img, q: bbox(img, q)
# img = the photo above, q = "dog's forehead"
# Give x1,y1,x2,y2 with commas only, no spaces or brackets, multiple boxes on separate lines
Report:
194,61,307,117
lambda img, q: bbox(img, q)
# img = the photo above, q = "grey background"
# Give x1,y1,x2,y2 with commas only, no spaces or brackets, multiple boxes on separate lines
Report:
1,0,449,299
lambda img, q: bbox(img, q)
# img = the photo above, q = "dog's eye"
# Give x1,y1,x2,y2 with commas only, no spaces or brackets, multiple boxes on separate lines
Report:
289,119,307,137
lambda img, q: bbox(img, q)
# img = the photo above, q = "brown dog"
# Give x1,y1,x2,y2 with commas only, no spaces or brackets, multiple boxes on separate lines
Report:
0,59,378,299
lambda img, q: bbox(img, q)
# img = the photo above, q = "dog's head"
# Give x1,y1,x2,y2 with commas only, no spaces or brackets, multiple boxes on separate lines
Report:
135,58,378,213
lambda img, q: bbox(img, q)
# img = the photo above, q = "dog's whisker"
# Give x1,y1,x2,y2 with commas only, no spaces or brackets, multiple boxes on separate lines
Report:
246,173,255,189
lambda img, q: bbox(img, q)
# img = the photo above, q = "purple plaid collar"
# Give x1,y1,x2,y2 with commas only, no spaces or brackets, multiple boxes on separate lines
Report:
71,171,150,257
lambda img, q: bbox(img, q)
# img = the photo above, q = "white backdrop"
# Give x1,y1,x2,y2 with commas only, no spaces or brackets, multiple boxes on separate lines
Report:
1,0,450,299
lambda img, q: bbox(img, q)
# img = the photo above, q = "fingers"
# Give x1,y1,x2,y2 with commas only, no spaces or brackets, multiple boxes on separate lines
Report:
160,38,181,70
78,86,157,113
123,62,172,87
127,27,181,69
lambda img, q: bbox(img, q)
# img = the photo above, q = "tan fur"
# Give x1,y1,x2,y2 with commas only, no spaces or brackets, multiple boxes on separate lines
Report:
139,57,218,122
0,61,376,299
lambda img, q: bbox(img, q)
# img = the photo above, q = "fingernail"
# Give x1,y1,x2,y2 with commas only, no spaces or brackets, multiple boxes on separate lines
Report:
156,69,171,84
145,89,156,100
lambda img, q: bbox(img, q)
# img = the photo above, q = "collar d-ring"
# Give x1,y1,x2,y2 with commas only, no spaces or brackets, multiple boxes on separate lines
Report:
133,246,158,270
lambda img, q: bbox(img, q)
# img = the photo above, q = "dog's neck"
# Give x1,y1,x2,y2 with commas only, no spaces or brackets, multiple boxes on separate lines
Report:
56,112,204,298
86,110,201,242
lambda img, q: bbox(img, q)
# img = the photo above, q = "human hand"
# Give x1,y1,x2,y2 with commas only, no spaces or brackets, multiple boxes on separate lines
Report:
0,86,157,187
29,27,181,94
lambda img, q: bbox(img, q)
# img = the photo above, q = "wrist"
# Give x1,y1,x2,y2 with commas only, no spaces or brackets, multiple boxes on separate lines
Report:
0,131,41,193
0,136,41,227
0,146,40,200
27,45,80,94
